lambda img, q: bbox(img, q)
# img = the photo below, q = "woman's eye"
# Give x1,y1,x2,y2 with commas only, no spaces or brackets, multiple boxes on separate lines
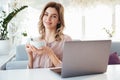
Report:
44,13,48,16
52,15,57,18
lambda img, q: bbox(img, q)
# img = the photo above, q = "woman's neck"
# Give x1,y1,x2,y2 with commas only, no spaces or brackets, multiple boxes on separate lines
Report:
45,29,56,43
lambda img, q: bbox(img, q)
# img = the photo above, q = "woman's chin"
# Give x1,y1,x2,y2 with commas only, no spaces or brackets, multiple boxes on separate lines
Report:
45,26,55,29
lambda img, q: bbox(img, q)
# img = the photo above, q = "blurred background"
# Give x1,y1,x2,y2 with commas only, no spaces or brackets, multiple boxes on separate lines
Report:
1,0,120,46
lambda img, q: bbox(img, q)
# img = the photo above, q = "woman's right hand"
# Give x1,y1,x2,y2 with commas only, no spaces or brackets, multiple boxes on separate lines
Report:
25,44,34,68
25,44,33,58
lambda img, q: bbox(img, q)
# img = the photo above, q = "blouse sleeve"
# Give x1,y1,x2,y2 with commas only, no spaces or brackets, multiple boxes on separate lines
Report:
64,34,72,41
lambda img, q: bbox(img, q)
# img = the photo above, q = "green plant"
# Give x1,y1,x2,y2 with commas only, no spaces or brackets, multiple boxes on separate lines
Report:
103,27,115,38
21,32,27,37
0,5,28,40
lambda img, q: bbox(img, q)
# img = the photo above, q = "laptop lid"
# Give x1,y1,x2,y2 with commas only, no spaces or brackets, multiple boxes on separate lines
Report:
61,40,111,78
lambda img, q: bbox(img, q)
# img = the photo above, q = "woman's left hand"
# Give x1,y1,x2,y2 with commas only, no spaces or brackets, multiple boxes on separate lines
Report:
31,46,61,67
40,46,53,55
30,46,52,55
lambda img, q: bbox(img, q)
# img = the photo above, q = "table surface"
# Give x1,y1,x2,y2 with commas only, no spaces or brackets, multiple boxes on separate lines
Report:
0,65,120,80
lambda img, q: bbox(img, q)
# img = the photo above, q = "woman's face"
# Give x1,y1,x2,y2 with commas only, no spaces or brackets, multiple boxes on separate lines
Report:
43,7,59,30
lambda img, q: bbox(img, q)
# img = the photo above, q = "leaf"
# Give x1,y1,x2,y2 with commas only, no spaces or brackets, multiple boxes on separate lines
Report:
0,5,28,40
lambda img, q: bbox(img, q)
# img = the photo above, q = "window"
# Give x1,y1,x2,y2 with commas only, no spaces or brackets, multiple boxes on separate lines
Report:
84,5,112,40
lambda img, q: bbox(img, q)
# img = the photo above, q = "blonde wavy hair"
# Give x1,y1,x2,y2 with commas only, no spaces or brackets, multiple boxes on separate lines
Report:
38,2,65,41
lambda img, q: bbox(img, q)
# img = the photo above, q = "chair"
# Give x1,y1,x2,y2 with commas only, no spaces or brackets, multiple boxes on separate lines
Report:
6,45,28,70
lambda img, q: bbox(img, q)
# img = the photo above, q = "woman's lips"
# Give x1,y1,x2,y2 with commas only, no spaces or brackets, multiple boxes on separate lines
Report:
45,22,52,25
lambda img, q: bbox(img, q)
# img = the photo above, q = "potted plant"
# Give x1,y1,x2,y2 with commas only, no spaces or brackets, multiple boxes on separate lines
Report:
0,5,28,55
0,5,28,40
103,27,115,38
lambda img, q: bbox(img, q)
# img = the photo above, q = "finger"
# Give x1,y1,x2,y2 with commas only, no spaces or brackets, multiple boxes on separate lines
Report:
32,46,38,50
26,43,31,48
38,46,44,49
37,49,44,55
25,44,29,48
31,46,38,52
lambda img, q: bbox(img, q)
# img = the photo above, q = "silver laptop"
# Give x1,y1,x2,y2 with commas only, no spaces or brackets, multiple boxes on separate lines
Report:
51,40,111,78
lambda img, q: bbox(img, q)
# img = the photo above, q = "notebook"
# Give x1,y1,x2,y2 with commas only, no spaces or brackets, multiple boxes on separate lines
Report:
50,40,111,78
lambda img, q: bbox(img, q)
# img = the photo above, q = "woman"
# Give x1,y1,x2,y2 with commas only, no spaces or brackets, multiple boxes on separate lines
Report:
25,1,72,69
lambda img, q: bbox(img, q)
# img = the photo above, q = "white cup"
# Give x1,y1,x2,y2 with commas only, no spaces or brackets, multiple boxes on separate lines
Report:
30,40,46,49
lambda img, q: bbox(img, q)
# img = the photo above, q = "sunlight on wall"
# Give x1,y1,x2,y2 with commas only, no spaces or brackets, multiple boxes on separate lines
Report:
25,7,40,38
85,5,112,40
115,5,120,41
64,6,82,40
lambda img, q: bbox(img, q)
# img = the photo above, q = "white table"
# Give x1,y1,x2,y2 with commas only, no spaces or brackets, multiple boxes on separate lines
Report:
0,65,120,80
0,49,15,70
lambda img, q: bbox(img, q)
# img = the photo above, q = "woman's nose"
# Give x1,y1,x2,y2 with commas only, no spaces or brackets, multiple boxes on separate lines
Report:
46,16,51,21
